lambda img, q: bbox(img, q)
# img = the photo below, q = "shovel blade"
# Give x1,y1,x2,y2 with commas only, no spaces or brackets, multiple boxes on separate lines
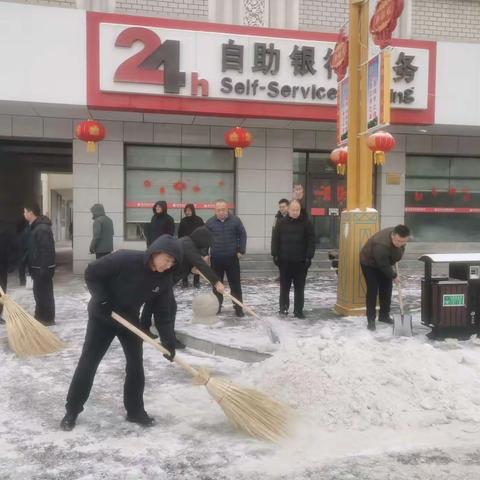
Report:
393,313,413,337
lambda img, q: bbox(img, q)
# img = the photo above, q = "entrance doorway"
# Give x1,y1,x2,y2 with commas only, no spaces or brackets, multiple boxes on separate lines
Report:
293,151,347,249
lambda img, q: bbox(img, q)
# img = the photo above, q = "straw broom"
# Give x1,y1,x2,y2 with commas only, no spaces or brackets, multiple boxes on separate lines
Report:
111,311,290,443
0,286,64,357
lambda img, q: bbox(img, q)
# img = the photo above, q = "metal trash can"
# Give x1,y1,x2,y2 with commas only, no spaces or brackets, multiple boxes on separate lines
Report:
419,253,480,333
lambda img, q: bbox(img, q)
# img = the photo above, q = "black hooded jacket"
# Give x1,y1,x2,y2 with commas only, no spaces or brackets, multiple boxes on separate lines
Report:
28,216,56,273
147,201,175,246
173,226,219,285
85,235,183,345
178,206,204,239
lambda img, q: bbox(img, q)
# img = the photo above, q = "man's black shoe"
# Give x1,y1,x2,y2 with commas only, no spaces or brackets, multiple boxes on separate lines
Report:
235,309,245,318
193,281,200,289
294,312,306,319
378,316,394,325
367,320,376,331
278,309,288,316
60,412,78,431
126,411,155,427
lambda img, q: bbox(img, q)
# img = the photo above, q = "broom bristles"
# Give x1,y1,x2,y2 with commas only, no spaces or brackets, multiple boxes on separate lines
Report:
1,294,65,357
202,373,291,443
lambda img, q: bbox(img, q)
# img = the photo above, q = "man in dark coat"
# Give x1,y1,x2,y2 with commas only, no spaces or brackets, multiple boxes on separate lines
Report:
206,200,247,317
146,201,175,247
60,235,183,432
89,204,114,259
274,199,289,228
271,200,315,319
24,204,56,325
0,220,18,320
360,224,410,331
178,203,204,288
140,227,225,338
16,218,30,286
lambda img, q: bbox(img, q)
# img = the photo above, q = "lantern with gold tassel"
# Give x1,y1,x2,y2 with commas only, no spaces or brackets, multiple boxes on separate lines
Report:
224,126,252,158
75,119,106,153
367,131,396,166
330,147,348,175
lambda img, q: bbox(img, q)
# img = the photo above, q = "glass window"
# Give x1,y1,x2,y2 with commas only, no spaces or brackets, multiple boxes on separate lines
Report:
308,152,335,174
405,155,480,242
125,146,235,240
127,146,181,169
293,152,306,173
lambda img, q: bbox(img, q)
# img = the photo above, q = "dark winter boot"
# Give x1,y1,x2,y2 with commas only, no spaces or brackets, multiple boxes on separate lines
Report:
175,336,186,350
60,412,78,431
294,311,306,319
367,320,376,331
278,309,288,316
234,307,245,318
378,316,394,325
126,411,155,427
182,279,189,288
193,275,200,289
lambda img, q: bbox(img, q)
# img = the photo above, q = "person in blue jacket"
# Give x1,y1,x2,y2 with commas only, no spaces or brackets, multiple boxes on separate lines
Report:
206,200,247,317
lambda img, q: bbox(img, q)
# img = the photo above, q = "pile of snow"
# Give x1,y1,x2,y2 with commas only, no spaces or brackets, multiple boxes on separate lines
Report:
242,326,480,431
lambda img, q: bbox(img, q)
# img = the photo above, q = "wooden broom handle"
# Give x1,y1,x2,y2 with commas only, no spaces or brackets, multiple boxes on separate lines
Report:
395,263,405,316
196,271,260,320
110,312,199,377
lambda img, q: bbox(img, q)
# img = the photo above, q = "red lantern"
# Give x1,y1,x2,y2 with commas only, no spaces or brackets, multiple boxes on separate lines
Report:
448,187,456,197
414,192,423,202
75,119,105,153
143,180,152,189
330,147,348,176
159,186,165,195
224,127,252,158
192,185,201,193
367,131,396,166
431,186,438,197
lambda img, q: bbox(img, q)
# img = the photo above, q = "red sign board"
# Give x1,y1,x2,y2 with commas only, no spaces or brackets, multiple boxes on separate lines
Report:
405,207,480,214
127,202,234,209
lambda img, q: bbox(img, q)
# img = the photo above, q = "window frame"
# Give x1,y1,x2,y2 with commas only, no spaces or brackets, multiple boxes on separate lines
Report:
123,142,236,241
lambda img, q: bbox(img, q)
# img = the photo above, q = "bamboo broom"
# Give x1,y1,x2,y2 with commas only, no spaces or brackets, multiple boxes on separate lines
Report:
196,271,281,344
111,311,290,442
0,286,64,357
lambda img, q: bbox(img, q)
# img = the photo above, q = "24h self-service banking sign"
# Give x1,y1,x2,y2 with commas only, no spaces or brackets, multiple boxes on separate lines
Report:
87,12,436,123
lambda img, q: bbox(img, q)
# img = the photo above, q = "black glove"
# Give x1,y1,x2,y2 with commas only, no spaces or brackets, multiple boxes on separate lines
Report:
161,343,176,362
273,256,279,266
305,258,312,269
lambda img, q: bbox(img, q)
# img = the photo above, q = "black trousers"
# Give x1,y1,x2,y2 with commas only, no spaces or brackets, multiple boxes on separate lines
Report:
140,293,177,333
96,252,110,259
279,261,307,314
0,266,7,316
211,256,243,310
361,264,393,322
65,308,145,416
18,258,27,286
32,270,55,323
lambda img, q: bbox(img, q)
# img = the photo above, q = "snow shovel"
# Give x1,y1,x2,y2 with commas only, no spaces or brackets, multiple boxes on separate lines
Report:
197,271,281,344
393,264,413,337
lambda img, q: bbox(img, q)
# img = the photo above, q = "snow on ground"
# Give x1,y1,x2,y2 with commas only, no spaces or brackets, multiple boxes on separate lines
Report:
2,270,480,479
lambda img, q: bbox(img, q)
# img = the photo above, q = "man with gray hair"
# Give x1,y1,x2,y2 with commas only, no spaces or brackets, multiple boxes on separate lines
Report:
206,199,247,317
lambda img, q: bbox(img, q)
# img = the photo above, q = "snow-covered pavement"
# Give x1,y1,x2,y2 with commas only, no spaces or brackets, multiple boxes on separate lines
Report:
2,271,480,479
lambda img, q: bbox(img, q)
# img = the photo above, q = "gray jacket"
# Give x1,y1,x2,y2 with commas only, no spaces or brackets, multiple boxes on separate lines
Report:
89,204,114,254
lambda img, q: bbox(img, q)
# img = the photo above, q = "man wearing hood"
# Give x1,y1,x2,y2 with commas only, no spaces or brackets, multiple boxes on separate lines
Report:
146,201,175,247
140,227,224,338
23,203,56,325
89,204,114,259
178,203,204,288
60,235,183,432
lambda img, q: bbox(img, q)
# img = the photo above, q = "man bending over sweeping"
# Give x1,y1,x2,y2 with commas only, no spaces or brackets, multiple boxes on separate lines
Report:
60,234,183,431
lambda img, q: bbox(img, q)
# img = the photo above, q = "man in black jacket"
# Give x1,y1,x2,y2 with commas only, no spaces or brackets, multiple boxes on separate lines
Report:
146,201,175,246
274,199,289,228
360,225,410,331
60,235,183,431
24,204,56,325
206,200,247,317
0,220,18,320
178,204,204,288
271,200,315,319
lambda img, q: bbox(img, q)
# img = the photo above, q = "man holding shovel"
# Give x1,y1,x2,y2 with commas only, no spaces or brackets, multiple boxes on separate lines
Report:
60,235,182,431
360,225,410,331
